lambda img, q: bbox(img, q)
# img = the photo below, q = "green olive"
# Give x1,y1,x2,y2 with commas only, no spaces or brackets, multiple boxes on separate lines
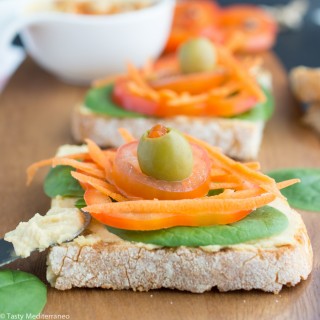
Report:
178,37,217,74
137,127,194,181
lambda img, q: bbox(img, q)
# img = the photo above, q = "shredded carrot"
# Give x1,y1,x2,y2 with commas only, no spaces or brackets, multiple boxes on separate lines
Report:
85,139,107,169
209,182,241,190
167,93,208,106
210,168,227,177
103,150,116,183
71,171,127,202
214,179,300,199
118,128,136,143
52,158,105,179
277,179,300,190
26,153,89,186
215,188,263,199
127,63,159,101
83,193,276,215
209,82,240,98
210,173,243,183
185,133,282,197
92,74,123,88
142,58,154,78
158,89,178,100
243,161,261,171
217,46,266,102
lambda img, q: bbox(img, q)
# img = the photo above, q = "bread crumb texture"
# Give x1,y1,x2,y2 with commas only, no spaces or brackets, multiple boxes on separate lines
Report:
47,224,312,293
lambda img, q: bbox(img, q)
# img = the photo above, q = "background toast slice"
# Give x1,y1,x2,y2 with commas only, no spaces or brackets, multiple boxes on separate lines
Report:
71,70,272,160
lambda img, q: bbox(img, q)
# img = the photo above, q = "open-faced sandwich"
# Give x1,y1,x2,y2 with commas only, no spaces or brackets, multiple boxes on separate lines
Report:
72,39,274,160
5,125,312,293
164,0,277,54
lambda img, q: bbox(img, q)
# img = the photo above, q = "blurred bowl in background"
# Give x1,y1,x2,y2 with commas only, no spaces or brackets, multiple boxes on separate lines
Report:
18,0,175,84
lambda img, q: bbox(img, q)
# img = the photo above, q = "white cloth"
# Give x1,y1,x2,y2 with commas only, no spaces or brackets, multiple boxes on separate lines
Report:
0,0,26,92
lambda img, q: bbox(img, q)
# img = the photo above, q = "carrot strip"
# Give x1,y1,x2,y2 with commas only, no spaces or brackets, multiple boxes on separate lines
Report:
217,46,265,102
118,128,136,143
243,162,261,171
103,150,116,183
52,158,105,179
277,179,300,189
71,171,127,202
85,139,107,169
26,153,89,185
127,63,159,101
215,188,263,199
210,168,227,177
142,58,154,78
83,193,276,215
209,182,241,190
167,93,208,106
185,133,281,197
92,74,122,88
210,174,243,183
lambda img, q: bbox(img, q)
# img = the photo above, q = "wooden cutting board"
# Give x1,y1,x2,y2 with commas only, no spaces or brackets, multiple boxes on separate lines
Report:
0,54,319,320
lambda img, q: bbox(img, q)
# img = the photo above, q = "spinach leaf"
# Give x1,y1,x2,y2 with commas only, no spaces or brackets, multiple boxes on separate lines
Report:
107,206,288,247
85,84,144,118
207,189,224,196
75,198,86,209
0,270,47,317
44,165,84,198
268,168,320,212
232,87,274,121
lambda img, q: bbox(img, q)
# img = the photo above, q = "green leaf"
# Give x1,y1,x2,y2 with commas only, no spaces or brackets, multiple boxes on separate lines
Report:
207,189,224,196
268,168,320,212
0,270,47,318
107,206,288,247
44,165,84,198
75,198,86,209
85,84,144,118
232,87,274,121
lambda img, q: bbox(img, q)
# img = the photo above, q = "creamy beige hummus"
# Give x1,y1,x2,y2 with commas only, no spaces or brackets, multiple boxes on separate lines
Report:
5,207,84,258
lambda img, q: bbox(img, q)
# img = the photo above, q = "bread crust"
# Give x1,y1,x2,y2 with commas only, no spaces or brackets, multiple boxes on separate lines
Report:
47,217,312,294
290,66,320,103
71,105,264,160
302,103,320,135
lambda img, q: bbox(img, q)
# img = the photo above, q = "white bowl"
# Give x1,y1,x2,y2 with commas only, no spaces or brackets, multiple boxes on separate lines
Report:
6,0,175,84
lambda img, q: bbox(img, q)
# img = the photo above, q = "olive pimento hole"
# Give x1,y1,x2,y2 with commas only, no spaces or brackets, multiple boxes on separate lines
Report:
148,124,169,138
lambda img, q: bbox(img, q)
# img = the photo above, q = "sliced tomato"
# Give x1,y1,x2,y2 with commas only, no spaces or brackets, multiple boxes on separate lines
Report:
165,0,223,53
219,5,277,53
112,78,159,116
111,141,211,200
165,1,277,53
87,208,251,231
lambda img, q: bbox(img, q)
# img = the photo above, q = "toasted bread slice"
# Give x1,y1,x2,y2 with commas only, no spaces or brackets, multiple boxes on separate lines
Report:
71,71,272,160
72,110,264,160
47,198,312,294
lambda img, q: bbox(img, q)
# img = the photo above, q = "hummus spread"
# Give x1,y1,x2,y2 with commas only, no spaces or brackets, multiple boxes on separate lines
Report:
5,207,84,258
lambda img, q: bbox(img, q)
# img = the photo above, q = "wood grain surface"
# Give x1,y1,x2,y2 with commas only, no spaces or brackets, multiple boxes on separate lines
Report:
0,54,319,320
